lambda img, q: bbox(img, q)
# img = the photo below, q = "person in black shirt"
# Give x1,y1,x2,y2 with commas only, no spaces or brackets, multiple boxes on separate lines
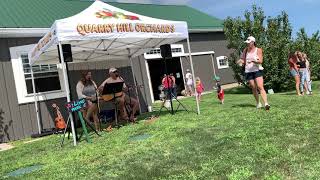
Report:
296,51,309,95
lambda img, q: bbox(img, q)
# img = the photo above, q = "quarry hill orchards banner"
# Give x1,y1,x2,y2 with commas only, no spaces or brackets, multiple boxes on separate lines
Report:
77,7,176,35
76,23,175,35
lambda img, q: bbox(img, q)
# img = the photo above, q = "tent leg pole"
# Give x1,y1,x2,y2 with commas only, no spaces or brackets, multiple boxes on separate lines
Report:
58,42,77,146
210,54,217,77
30,63,41,134
187,37,200,115
129,56,142,114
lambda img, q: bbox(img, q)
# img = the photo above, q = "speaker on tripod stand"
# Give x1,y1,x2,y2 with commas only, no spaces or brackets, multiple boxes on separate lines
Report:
160,44,172,59
57,44,73,63
157,44,189,116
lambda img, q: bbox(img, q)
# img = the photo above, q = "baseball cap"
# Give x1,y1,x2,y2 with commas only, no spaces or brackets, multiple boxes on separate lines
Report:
109,67,118,73
244,36,256,43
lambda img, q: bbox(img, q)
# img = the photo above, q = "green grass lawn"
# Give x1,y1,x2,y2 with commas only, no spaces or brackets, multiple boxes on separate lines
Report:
1,82,320,179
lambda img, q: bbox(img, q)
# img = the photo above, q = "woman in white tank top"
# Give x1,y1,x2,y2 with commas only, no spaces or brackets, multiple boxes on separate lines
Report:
237,36,270,111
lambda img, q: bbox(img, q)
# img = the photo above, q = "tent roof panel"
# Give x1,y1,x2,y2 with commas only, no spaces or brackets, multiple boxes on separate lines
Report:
29,1,188,65
0,0,223,30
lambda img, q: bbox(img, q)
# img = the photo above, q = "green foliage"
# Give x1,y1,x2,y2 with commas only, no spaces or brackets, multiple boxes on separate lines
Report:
1,83,320,179
224,6,294,92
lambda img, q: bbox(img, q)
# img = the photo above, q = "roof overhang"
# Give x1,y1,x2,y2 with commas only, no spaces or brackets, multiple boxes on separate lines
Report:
189,28,223,33
0,28,224,38
0,28,50,38
183,51,215,56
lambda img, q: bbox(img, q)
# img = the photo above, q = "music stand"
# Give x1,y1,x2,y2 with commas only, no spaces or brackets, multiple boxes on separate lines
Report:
102,82,124,126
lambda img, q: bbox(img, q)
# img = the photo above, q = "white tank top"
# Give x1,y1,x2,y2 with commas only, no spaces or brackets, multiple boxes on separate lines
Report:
245,48,260,73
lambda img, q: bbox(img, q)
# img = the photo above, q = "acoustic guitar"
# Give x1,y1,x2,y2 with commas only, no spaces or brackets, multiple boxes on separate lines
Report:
100,84,144,102
101,92,123,102
52,103,67,130
100,83,144,102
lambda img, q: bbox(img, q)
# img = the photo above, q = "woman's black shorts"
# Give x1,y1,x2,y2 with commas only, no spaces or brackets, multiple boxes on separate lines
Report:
245,70,263,81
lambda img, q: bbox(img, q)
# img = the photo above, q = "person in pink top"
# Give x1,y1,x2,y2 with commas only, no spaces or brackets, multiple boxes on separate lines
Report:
288,52,301,95
195,77,204,101
237,36,270,111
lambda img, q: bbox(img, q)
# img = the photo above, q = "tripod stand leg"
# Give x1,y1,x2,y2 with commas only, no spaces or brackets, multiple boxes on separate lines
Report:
170,93,189,113
175,103,181,113
174,97,189,113
157,97,170,117
80,112,101,137
61,115,71,147
84,118,101,136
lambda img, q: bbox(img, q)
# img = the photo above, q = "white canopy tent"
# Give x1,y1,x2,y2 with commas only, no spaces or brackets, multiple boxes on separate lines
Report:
28,0,200,146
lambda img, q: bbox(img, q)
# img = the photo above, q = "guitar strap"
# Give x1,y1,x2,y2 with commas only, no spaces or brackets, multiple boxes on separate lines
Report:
118,76,126,88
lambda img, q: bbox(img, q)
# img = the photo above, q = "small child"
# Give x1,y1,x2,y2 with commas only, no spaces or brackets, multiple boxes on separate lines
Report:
215,76,224,104
195,77,204,101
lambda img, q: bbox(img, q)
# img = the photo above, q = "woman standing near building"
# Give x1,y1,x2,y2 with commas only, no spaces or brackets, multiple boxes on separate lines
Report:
185,69,193,96
237,36,270,110
76,71,100,131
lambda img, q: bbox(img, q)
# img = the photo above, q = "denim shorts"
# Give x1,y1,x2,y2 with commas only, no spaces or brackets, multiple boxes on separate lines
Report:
290,69,299,77
245,70,263,81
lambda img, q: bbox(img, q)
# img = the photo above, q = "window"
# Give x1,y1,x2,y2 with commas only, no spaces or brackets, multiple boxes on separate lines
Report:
10,44,66,104
216,56,229,69
144,44,184,59
21,55,61,94
146,49,161,55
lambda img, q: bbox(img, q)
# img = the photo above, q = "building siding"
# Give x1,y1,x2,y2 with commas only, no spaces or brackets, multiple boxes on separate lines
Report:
181,32,235,85
0,38,68,142
0,62,15,142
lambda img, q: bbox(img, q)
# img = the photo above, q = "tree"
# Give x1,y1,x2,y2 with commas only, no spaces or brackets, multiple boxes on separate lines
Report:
224,5,294,92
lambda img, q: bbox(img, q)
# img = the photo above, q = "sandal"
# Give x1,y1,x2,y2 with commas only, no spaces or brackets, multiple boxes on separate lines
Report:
103,125,112,132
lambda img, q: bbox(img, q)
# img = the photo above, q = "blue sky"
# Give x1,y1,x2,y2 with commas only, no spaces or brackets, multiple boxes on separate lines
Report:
111,0,319,37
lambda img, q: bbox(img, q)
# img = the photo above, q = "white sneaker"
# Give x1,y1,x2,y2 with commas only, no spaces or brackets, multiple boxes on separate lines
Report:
256,103,262,109
265,104,270,111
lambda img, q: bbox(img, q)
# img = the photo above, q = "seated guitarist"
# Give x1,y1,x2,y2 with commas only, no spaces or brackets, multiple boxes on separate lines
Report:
99,67,139,122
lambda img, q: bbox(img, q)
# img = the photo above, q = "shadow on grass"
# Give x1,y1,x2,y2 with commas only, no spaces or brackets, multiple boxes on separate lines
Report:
137,109,193,121
224,86,251,94
279,92,298,96
231,103,256,108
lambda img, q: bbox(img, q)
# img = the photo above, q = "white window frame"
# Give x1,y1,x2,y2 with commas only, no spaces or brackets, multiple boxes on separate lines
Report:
144,44,185,59
10,44,66,104
216,56,229,69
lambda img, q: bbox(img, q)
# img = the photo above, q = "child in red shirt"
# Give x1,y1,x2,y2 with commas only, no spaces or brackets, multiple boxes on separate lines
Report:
217,81,224,104
214,76,224,104
196,77,204,101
